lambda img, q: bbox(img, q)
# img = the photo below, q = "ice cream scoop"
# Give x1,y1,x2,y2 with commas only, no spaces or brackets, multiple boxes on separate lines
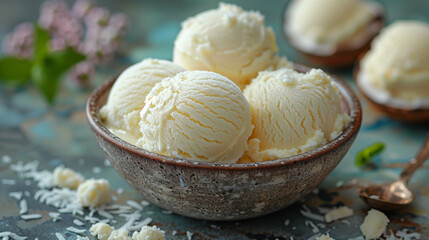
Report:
242,68,350,162
100,59,184,142
136,70,253,163
357,21,429,110
173,3,287,89
284,0,383,67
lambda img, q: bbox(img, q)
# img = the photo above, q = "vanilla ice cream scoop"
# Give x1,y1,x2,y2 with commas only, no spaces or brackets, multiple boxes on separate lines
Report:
286,0,377,55
173,3,283,89
242,68,350,162
136,70,253,163
358,21,429,109
100,59,184,142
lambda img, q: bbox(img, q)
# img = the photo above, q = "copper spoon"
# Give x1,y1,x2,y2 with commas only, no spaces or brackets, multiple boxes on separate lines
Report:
359,134,429,211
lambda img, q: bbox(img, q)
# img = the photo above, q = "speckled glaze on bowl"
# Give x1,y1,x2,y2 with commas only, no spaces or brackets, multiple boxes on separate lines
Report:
86,64,362,221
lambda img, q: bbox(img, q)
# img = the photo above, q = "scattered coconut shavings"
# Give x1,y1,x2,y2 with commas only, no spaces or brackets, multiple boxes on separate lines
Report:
284,219,290,226
305,220,320,233
9,191,23,200
92,167,101,174
117,188,124,194
76,237,90,240
19,199,28,215
120,211,142,230
10,161,55,188
98,209,114,219
55,232,66,240
35,187,80,209
324,206,353,223
21,214,42,220
395,228,421,240
172,230,177,236
342,220,351,225
316,207,332,214
104,159,111,166
129,217,153,232
140,200,150,207
73,219,85,226
24,191,30,197
49,212,62,222
336,180,344,187
0,232,27,240
301,204,324,222
66,227,87,234
186,231,194,240
127,200,143,210
161,210,172,214
317,223,326,229
1,155,12,163
2,179,17,185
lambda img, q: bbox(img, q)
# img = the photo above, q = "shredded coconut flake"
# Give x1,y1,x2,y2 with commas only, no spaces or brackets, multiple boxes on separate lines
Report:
21,214,42,220
186,231,194,240
55,232,66,240
2,155,12,163
2,179,16,185
9,191,23,200
66,227,87,234
0,232,27,240
301,205,324,222
305,220,320,233
19,199,28,215
73,219,85,226
126,200,143,210
284,219,290,226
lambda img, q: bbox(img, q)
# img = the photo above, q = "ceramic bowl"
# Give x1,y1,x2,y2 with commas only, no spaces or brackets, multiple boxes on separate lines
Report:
86,64,362,220
282,3,384,68
354,57,429,123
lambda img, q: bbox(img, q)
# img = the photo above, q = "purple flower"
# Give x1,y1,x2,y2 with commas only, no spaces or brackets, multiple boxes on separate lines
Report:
2,22,34,59
85,7,110,27
69,61,95,87
72,0,95,19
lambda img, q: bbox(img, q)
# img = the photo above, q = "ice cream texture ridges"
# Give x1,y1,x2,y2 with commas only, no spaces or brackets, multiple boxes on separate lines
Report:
136,70,253,163
173,3,290,90
359,21,429,106
242,68,350,162
100,58,185,141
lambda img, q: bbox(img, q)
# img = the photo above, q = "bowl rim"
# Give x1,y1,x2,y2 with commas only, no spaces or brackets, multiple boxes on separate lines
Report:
86,63,362,170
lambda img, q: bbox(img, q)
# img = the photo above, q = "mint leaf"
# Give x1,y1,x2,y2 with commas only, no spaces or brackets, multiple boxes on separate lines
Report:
47,47,86,75
355,142,385,167
34,24,50,63
31,47,85,103
0,57,33,85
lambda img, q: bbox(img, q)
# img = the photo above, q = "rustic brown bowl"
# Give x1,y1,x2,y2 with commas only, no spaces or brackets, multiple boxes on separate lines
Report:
283,3,384,68
86,64,362,221
354,59,429,123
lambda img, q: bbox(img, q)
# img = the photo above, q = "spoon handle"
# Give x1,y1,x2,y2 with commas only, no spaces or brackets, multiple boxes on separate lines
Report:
400,134,429,183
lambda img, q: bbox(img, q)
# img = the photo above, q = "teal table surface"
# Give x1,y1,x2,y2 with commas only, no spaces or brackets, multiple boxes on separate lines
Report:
1,0,428,239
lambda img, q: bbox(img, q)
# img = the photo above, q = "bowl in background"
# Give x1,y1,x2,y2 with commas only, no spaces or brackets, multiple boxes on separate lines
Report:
86,64,362,220
354,57,429,123
282,1,384,68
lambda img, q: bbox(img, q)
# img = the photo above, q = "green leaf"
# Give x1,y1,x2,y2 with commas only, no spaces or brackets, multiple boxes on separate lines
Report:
34,24,50,63
31,47,85,103
355,142,385,167
0,57,33,85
